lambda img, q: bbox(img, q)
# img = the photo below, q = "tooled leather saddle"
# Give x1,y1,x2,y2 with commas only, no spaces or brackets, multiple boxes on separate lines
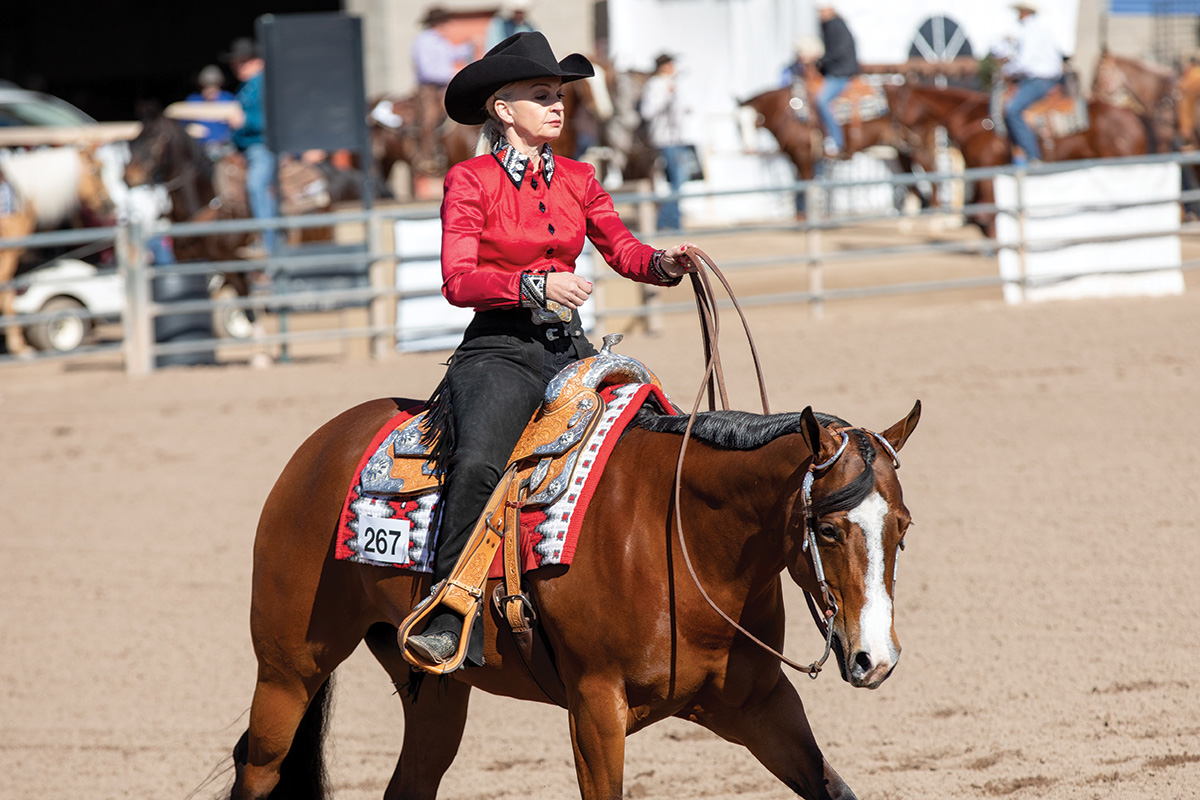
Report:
393,334,668,682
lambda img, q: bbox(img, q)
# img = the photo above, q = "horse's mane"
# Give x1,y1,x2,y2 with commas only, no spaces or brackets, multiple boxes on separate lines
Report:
0,148,82,228
632,407,879,515
135,115,215,183
633,407,808,450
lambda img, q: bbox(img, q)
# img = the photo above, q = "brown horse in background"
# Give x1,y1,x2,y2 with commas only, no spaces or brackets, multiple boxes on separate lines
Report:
740,81,936,213
1092,51,1179,148
368,93,480,187
229,391,921,800
890,83,1150,233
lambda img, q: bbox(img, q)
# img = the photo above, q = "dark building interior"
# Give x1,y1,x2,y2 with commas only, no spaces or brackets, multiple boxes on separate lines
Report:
0,0,340,121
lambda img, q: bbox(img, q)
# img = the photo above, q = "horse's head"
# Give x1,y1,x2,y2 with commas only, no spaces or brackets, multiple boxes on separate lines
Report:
787,402,921,689
76,146,115,221
124,111,191,188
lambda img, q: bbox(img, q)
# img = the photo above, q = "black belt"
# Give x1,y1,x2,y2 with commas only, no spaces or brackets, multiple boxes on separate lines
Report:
464,308,593,358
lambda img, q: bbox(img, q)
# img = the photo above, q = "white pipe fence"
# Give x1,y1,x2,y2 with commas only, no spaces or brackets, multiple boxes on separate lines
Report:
2,150,1198,375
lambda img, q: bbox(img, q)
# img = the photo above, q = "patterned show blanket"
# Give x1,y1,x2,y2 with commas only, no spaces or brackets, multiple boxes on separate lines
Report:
334,382,674,577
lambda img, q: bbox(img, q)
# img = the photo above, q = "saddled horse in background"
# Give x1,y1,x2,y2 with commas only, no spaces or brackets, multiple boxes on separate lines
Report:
890,82,1150,234
0,146,115,355
124,109,254,265
1092,51,1180,148
368,93,480,188
229,388,921,799
740,80,936,212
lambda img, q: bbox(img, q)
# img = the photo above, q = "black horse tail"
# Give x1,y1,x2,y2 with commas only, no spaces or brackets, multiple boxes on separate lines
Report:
230,676,335,800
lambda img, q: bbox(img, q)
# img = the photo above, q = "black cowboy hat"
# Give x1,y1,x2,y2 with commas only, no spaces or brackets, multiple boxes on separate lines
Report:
444,31,593,125
421,7,451,26
222,37,259,65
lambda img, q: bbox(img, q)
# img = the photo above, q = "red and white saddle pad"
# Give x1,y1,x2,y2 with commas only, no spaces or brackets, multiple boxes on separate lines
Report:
334,382,675,577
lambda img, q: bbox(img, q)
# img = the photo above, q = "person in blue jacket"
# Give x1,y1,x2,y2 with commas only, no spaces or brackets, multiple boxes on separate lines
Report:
228,38,278,255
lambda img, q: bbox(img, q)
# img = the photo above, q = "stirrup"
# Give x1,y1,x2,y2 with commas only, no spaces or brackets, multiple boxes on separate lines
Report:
397,464,519,674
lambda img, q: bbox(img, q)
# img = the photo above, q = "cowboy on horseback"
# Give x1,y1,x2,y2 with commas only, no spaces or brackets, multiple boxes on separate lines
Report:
811,2,859,158
995,1,1063,165
403,31,695,666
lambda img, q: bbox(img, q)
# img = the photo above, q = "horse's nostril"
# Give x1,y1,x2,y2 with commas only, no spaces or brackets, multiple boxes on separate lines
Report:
852,651,873,675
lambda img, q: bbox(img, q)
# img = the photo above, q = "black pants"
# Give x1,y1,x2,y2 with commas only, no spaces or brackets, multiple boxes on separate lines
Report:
430,309,596,583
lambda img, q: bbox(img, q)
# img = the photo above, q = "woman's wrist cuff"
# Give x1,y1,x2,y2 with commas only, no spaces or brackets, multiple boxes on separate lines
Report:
519,270,549,308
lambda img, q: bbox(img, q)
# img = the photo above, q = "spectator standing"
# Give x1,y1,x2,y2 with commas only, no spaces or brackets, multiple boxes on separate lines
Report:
180,65,236,158
413,7,476,173
227,37,278,256
812,2,859,158
639,53,687,230
484,0,535,51
998,1,1062,165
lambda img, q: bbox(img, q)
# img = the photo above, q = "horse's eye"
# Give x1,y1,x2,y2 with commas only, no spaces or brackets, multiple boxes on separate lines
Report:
818,522,841,543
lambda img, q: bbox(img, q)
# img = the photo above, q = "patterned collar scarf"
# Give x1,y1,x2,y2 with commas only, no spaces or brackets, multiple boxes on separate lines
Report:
492,140,555,188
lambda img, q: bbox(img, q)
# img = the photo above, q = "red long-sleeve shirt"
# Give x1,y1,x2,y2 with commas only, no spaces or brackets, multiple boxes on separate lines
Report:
440,150,670,310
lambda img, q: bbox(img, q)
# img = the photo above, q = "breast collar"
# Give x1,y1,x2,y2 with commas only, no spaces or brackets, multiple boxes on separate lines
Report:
492,140,556,188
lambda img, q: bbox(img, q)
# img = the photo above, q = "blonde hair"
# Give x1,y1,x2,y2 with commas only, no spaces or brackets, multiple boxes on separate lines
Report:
475,82,520,155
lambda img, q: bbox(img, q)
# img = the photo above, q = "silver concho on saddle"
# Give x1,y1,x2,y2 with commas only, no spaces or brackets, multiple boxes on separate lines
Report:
390,334,667,674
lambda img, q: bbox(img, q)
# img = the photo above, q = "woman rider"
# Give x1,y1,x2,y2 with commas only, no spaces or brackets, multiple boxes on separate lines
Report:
405,32,694,666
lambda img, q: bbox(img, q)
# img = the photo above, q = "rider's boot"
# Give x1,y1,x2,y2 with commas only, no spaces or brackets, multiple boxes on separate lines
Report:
407,608,463,664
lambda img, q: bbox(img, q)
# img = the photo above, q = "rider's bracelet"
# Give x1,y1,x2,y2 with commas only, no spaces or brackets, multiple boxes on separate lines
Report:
649,250,682,286
519,270,549,308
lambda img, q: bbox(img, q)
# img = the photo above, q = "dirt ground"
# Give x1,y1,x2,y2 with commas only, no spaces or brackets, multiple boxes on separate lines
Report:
2,229,1199,799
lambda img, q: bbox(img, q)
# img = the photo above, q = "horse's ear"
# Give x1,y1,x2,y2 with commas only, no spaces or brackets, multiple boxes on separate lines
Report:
799,406,836,463
880,400,921,454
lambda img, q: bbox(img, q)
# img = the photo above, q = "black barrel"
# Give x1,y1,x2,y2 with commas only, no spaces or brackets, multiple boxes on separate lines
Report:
152,269,216,367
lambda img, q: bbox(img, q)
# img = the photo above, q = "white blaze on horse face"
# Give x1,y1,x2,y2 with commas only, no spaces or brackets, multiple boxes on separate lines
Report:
847,491,898,671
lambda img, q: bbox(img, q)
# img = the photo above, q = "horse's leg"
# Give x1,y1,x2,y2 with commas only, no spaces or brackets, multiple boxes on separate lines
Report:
363,624,474,800
692,672,856,800
0,208,34,355
567,678,629,800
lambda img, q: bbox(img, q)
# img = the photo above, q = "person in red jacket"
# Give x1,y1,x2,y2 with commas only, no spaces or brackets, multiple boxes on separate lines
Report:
406,31,693,666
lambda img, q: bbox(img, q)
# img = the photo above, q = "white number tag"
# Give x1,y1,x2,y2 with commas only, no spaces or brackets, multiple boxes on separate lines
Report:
357,515,413,564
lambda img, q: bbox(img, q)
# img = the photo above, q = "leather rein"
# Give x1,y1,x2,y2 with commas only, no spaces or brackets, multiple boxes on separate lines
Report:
672,248,843,677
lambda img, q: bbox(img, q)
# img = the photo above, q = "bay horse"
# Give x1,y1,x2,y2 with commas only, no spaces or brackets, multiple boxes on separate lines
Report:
1091,51,1179,148
889,82,1149,234
124,108,271,339
368,93,480,187
0,146,115,355
124,108,254,264
230,391,921,799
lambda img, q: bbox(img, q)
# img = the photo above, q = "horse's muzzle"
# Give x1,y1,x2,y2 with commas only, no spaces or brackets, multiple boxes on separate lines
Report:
834,632,899,689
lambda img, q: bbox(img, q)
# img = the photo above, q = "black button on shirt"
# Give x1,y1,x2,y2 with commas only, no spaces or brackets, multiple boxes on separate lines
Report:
539,202,546,212
531,177,539,189
548,223,555,234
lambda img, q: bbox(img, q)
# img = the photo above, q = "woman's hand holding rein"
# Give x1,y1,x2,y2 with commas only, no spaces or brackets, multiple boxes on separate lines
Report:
544,242,695,311
546,272,593,310
660,242,697,278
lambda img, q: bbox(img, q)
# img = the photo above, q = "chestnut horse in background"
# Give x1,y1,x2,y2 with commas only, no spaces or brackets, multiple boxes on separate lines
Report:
889,83,1149,233
740,82,936,211
229,392,921,800
0,146,114,355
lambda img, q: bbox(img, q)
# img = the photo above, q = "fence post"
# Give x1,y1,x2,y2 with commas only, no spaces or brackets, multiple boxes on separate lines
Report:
367,208,395,359
118,219,154,377
1014,167,1029,303
635,178,663,335
804,181,825,320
